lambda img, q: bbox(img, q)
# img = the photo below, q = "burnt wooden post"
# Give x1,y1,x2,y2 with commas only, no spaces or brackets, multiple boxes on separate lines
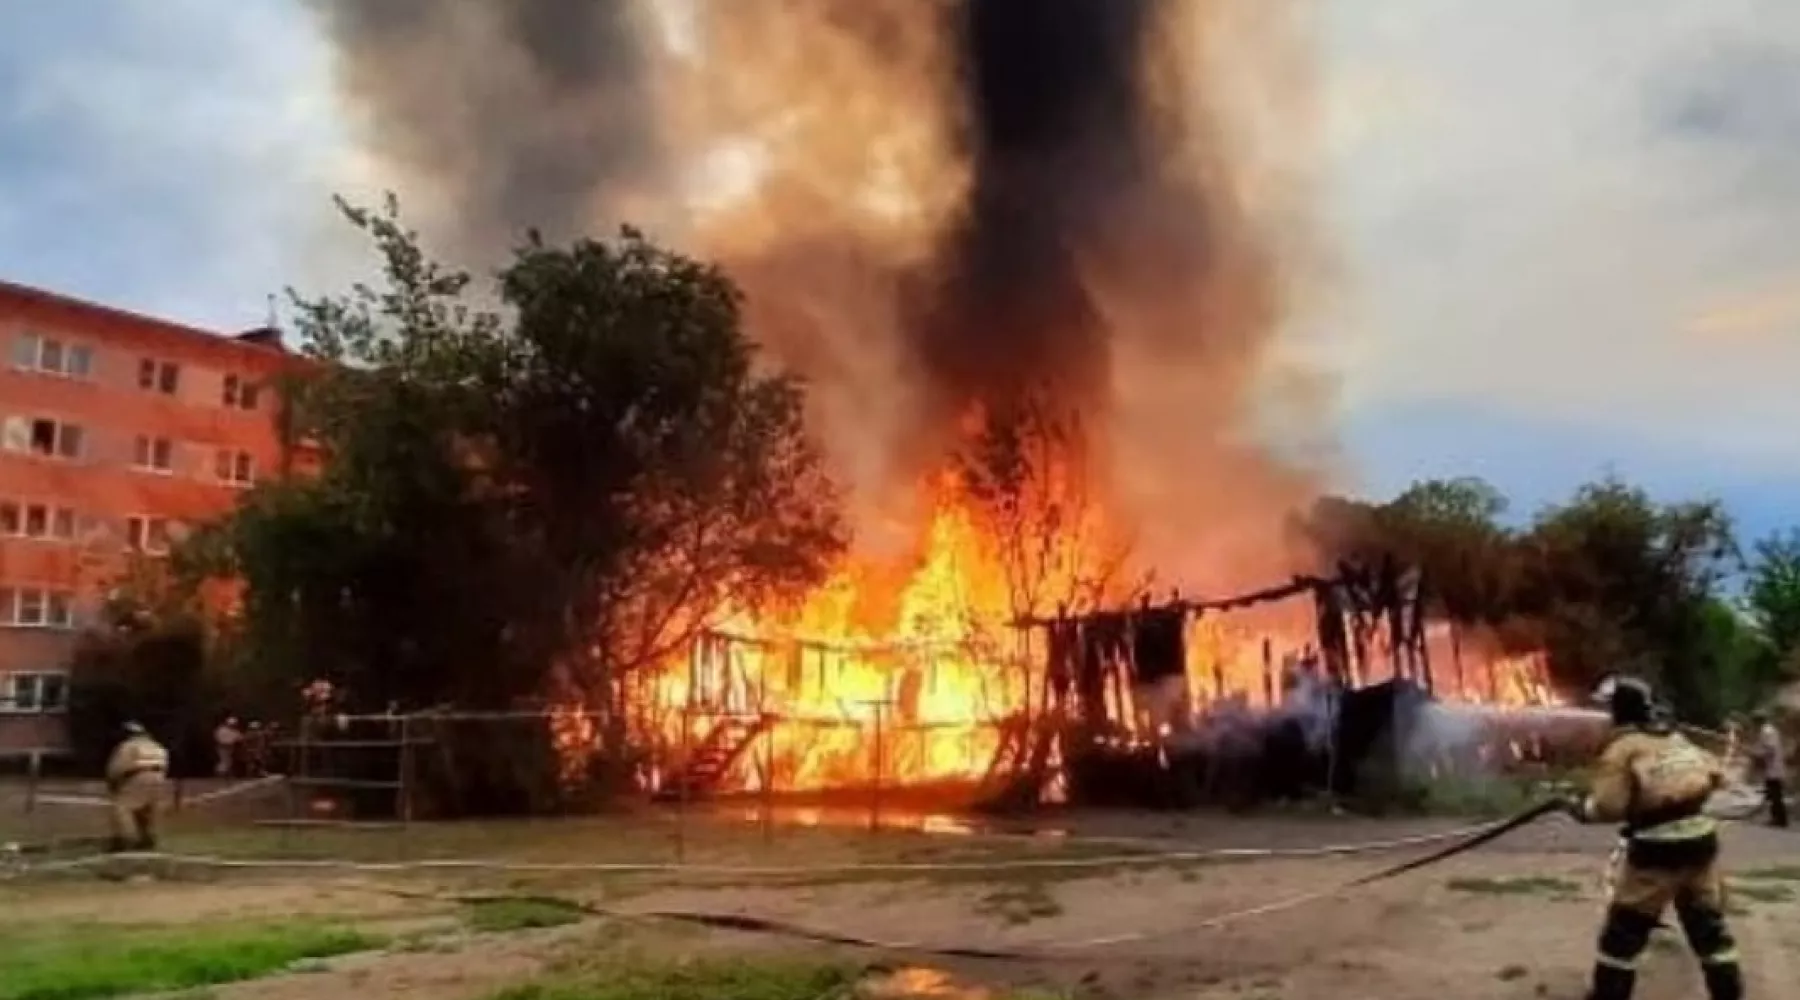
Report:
675,704,690,864
760,713,775,848
397,713,414,828
1416,618,1435,695
1261,638,1274,708
869,699,888,833
1451,623,1466,699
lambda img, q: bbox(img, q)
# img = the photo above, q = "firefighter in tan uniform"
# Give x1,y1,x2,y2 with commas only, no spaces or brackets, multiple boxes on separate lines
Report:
106,721,170,852
1566,676,1743,1000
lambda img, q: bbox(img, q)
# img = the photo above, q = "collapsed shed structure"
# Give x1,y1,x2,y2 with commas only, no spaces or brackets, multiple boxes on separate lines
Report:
982,557,1436,809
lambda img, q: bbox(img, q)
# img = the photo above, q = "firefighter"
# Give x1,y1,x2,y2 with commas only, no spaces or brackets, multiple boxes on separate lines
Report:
1564,675,1742,1000
105,721,170,852
1748,710,1788,828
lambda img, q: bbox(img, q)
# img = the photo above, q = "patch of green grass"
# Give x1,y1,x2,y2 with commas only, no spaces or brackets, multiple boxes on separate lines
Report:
465,897,589,934
973,882,1065,926
1446,876,1580,897
0,920,380,1000
1740,865,1800,883
1402,775,1543,819
1730,882,1796,904
483,957,859,1000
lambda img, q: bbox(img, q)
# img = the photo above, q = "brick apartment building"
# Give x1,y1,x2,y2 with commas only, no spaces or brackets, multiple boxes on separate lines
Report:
0,280,307,754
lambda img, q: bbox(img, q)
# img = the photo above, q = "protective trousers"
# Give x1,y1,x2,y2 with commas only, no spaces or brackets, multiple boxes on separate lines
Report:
109,772,167,851
1591,856,1742,1000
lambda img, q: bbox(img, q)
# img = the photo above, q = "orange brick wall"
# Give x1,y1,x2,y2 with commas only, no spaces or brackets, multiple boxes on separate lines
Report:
0,280,306,753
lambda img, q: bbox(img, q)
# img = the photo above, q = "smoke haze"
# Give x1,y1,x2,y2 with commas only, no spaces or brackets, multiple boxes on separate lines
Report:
309,0,1329,586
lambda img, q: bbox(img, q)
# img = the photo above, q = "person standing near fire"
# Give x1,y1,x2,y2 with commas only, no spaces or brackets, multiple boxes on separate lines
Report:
105,721,170,852
1564,675,1742,1000
213,715,243,777
1748,710,1788,828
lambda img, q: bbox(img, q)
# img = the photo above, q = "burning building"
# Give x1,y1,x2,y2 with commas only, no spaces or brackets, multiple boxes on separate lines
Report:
308,1,1564,806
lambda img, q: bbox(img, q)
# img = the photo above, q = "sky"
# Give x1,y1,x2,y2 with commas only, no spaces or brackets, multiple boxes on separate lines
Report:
1,0,1797,540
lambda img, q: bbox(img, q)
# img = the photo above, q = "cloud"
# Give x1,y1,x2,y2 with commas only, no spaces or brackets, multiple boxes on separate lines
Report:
1687,282,1800,343
0,0,373,331
1318,0,1800,474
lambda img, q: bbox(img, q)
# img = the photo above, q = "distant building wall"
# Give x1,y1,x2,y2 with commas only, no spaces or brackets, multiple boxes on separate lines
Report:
0,280,307,753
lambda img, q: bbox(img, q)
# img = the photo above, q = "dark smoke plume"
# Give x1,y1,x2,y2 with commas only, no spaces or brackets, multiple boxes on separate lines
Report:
919,0,1162,412
307,0,661,257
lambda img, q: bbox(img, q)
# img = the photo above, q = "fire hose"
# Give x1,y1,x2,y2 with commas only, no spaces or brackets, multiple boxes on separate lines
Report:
354,798,1572,964
1,798,1667,963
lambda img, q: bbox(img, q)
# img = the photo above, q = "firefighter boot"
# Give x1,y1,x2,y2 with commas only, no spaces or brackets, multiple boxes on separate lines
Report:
132,806,157,852
1675,898,1743,1000
1589,906,1657,1000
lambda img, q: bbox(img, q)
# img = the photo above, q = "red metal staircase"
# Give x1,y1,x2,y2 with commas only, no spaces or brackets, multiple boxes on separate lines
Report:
655,712,776,801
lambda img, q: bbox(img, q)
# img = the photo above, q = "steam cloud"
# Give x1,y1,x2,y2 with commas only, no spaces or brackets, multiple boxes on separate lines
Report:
309,0,1327,587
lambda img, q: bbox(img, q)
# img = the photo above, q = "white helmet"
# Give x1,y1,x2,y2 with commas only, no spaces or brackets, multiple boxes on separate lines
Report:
1591,674,1654,723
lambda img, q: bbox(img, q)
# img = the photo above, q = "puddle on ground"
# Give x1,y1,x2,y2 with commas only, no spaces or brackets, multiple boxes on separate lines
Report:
860,966,997,999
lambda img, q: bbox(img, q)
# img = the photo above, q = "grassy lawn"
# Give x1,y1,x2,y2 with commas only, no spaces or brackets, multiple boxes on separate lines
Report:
1445,875,1581,897
0,920,382,1000
465,897,590,933
484,958,861,1000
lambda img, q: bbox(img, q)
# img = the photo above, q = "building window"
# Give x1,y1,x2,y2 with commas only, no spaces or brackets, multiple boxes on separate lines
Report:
222,374,262,411
2,417,85,459
133,435,175,473
138,357,180,395
9,334,93,379
216,448,256,487
0,587,77,629
125,516,173,555
2,672,70,714
0,502,77,541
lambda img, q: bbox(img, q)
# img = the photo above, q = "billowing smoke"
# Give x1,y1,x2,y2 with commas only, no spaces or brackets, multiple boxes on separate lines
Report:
918,0,1161,412
309,0,1327,586
305,0,666,252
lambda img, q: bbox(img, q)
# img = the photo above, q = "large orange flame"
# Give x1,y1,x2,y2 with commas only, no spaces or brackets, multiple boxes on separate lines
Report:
551,463,1564,797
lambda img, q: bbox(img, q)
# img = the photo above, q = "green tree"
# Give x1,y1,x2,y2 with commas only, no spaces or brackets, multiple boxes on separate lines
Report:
1377,477,1516,624
210,198,846,744
1518,477,1738,719
1746,530,1800,660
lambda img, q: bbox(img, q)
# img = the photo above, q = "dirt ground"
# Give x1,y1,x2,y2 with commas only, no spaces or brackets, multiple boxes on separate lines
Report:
2,805,1796,999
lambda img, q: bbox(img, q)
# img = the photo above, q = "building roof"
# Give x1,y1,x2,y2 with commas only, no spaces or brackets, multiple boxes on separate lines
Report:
0,278,289,359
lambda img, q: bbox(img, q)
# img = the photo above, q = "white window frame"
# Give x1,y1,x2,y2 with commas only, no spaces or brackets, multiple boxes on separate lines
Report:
9,333,92,379
0,586,77,629
133,435,175,474
125,515,173,555
139,357,181,395
216,447,256,487
1,671,71,714
6,417,85,460
222,373,262,411
0,500,77,542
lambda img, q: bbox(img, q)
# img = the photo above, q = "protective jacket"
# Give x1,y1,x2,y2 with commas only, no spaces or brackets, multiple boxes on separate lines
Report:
1580,723,1723,868
106,733,170,790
